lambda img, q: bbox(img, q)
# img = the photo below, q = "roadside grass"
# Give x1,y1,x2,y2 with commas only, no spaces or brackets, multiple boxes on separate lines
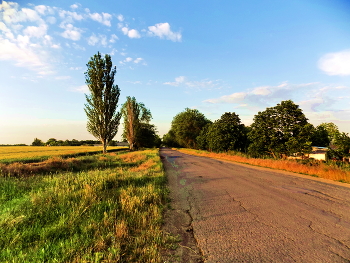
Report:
0,146,128,164
177,148,350,184
0,149,170,262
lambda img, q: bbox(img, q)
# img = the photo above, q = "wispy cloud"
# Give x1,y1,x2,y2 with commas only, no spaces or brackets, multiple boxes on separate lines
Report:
164,76,222,90
318,49,350,76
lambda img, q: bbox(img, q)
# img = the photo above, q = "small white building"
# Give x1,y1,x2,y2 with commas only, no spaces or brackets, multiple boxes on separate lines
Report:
308,146,328,161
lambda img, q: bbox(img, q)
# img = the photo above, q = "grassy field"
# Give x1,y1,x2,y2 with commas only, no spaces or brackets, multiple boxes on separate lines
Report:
0,149,171,262
178,148,350,184
0,146,127,164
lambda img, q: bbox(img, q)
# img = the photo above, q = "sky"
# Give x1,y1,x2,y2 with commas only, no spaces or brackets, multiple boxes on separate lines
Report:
1,0,350,144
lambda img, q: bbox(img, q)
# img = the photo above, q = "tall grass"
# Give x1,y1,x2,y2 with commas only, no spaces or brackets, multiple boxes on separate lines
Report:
0,149,169,262
177,148,350,183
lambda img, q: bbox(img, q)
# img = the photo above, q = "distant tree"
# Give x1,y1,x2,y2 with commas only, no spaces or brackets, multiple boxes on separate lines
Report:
310,124,330,147
170,108,211,149
248,100,313,158
318,122,340,145
162,130,179,147
31,138,44,146
46,138,57,146
137,123,160,148
84,51,121,154
196,123,212,150
121,96,152,150
205,112,246,152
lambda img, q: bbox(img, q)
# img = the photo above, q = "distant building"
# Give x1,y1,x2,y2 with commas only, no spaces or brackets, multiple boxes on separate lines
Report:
308,146,328,161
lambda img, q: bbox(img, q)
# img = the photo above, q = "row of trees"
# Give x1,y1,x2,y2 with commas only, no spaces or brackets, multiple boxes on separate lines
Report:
32,138,107,146
84,52,160,153
163,101,350,159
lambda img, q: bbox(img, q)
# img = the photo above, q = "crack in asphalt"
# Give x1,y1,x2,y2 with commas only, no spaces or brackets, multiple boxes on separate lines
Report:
186,186,205,262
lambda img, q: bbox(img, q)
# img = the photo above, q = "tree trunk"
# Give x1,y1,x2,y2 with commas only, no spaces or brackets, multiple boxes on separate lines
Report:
102,140,107,154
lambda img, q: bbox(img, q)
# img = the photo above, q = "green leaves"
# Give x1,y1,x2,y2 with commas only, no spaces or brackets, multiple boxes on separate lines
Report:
170,108,211,149
84,52,121,153
248,100,312,158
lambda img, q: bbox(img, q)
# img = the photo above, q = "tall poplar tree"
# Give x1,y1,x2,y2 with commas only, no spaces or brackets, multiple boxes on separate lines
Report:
121,96,152,151
84,52,121,154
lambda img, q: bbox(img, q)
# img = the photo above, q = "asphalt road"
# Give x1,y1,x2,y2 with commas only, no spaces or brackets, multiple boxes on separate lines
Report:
160,148,350,263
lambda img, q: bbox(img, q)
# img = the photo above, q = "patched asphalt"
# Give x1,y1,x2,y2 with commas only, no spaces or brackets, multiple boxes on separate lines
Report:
160,148,350,263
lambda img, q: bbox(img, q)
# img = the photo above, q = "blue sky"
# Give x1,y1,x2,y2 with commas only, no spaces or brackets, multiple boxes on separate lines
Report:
1,0,350,144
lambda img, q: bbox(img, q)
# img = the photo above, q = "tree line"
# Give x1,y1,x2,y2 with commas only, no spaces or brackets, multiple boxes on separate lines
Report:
163,100,350,160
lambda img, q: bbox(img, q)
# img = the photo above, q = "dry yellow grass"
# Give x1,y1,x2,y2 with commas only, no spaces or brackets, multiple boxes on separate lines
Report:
0,146,125,161
178,149,350,183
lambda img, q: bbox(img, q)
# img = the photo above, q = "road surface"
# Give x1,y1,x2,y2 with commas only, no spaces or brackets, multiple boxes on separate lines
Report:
160,148,350,263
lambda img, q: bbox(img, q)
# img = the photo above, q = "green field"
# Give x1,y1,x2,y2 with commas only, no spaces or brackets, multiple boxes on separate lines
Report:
0,149,171,262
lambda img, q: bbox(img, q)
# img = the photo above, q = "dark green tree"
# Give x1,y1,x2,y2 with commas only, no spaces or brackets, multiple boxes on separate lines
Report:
46,138,57,146
248,100,313,158
162,130,179,147
206,112,246,152
84,52,121,154
196,123,212,150
121,96,152,150
31,138,44,146
170,108,211,149
310,124,330,147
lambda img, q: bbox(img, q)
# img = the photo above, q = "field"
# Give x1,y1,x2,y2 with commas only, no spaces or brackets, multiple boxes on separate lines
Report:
0,146,127,164
178,148,350,184
0,149,172,262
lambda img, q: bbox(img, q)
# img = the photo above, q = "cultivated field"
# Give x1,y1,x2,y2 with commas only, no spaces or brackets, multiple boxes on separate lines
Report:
0,149,172,262
0,146,127,164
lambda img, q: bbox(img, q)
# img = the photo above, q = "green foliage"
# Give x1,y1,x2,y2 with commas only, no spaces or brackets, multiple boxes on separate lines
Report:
319,122,340,144
162,130,179,147
170,108,211,149
31,138,44,146
121,96,155,150
207,112,246,152
196,123,211,150
248,100,313,158
84,52,121,154
310,124,330,147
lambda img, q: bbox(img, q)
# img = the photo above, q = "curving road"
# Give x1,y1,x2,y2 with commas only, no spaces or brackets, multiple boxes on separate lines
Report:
160,148,350,263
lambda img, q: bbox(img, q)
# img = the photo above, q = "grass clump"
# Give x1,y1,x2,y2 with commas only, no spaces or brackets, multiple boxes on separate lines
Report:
0,149,169,262
178,148,350,184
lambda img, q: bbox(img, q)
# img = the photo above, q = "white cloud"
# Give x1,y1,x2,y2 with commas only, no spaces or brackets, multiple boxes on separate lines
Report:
60,23,81,41
205,92,246,104
87,33,108,46
134,57,143,63
164,76,221,90
73,85,89,93
125,57,133,62
117,14,124,22
121,26,141,38
70,4,79,9
318,50,350,76
148,22,181,42
164,76,186,86
23,23,48,38
89,12,112,26
109,34,118,43
87,33,99,45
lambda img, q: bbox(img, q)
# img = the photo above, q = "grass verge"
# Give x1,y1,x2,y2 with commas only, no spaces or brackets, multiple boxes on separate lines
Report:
0,149,169,262
177,148,350,184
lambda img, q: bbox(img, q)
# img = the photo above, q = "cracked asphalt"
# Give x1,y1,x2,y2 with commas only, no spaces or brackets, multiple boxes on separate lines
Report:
160,148,350,263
